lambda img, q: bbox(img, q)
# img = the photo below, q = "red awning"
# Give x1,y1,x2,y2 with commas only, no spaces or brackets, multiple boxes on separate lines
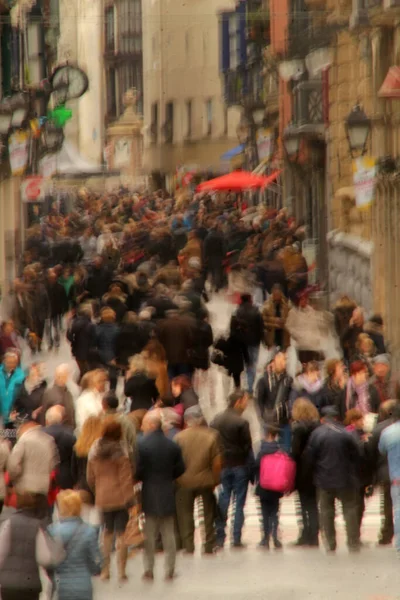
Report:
378,66,400,98
196,169,281,192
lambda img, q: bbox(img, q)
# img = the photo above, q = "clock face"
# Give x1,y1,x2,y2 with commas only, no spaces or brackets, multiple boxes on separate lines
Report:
51,65,89,100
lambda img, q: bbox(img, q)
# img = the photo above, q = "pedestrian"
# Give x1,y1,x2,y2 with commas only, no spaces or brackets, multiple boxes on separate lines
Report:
321,358,347,421
41,364,76,429
0,351,25,429
291,398,320,547
43,405,76,490
367,399,397,545
369,354,400,406
67,304,97,379
136,410,185,581
378,402,400,555
255,351,292,451
364,314,386,354
75,368,108,434
0,435,10,513
216,315,249,390
101,390,136,460
345,360,380,421
141,339,170,399
124,354,159,428
175,406,221,554
87,416,134,581
12,362,46,424
156,308,194,379
256,424,283,550
289,361,325,415
340,306,364,364
0,492,58,600
7,420,59,522
0,320,20,361
71,415,103,527
204,223,225,292
45,268,68,350
261,283,290,351
305,406,361,553
211,391,253,549
95,307,120,391
352,333,375,375
233,293,264,395
171,375,199,411
47,490,102,600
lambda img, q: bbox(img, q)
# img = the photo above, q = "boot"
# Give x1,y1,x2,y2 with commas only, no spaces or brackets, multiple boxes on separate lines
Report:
116,536,128,582
101,531,113,581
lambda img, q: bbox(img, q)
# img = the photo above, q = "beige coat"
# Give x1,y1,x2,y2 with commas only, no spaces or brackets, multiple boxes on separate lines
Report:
262,296,290,349
7,426,59,495
175,426,221,489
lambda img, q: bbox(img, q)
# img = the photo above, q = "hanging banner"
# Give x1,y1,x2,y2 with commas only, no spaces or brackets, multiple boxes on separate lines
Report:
256,128,274,162
9,131,30,176
352,156,376,209
39,154,57,178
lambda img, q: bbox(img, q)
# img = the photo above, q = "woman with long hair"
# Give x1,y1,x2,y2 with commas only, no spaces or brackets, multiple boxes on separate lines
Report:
71,416,103,528
322,358,347,421
291,397,320,547
87,417,134,582
141,338,169,399
125,355,159,431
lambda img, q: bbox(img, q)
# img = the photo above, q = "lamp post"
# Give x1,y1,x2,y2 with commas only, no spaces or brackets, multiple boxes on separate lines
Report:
345,104,371,158
283,124,301,162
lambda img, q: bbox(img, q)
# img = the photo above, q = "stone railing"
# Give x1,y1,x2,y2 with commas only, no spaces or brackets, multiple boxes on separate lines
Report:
327,229,373,312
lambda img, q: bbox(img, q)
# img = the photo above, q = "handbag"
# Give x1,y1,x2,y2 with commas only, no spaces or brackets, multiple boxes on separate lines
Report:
124,505,144,547
259,451,296,494
210,348,226,367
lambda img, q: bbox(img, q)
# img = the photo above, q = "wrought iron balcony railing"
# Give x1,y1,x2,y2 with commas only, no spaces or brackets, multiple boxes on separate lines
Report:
293,80,323,128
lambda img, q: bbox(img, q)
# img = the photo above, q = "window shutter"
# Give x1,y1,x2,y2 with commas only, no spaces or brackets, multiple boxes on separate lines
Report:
220,13,230,72
238,1,246,66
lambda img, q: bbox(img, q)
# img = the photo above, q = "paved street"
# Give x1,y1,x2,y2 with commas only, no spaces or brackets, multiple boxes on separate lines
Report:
13,293,399,600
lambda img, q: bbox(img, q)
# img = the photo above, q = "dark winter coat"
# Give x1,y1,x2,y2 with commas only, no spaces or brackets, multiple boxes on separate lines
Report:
367,418,393,484
177,388,199,411
46,282,68,318
43,423,76,489
156,314,194,366
67,316,97,362
95,322,119,364
321,381,347,421
71,451,92,497
13,379,47,421
86,266,113,300
136,430,185,516
204,229,225,260
211,408,252,468
305,421,361,490
256,370,292,425
289,376,326,415
146,296,178,321
291,420,319,492
215,331,248,377
190,320,213,370
234,302,264,347
116,323,145,368
124,372,159,411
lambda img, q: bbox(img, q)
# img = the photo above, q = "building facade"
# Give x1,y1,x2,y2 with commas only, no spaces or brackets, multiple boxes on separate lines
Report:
142,0,241,175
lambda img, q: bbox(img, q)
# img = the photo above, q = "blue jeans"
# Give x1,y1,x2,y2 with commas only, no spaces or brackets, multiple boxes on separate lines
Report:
279,424,292,453
391,484,400,551
216,466,249,545
245,345,260,394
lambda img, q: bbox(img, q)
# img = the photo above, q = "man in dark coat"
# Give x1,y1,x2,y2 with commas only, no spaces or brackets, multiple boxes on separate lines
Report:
86,256,113,301
43,405,76,489
156,309,195,379
136,410,185,581
305,406,361,552
204,224,225,292
45,269,68,350
233,294,264,395
66,305,97,378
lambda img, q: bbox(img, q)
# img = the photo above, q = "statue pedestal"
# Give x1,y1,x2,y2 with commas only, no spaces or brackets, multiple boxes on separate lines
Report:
105,88,144,183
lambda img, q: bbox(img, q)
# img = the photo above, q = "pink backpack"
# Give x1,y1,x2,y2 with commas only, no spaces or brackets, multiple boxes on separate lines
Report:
259,451,296,493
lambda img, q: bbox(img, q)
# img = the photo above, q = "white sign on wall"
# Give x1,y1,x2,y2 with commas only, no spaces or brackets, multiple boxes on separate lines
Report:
256,128,274,162
352,156,376,209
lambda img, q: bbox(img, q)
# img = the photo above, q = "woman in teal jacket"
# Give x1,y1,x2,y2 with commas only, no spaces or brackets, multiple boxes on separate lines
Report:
0,351,25,426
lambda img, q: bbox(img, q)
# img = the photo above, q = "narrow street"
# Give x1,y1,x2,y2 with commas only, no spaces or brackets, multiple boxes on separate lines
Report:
25,293,399,600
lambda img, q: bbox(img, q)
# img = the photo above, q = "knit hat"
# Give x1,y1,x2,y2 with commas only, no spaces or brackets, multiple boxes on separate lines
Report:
373,354,391,367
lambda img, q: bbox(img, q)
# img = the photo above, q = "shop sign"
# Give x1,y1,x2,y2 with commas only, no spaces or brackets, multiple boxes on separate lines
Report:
9,131,30,176
21,176,46,203
256,128,274,161
352,156,376,209
39,154,57,178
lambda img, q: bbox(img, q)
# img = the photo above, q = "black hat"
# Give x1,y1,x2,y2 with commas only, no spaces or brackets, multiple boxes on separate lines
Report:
321,406,339,419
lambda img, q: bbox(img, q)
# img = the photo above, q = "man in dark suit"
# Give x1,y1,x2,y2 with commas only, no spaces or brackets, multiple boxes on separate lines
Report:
136,410,185,581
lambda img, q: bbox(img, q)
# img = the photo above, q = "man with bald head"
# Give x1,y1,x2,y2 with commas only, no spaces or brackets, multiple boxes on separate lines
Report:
136,408,185,581
41,364,75,429
43,405,76,490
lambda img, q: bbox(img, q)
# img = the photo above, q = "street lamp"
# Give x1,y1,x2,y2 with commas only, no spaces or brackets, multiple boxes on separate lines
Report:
283,124,301,161
345,104,371,158
41,121,64,154
252,108,265,127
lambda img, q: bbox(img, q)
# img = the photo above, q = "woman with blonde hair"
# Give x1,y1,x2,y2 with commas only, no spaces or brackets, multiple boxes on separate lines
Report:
291,397,320,547
47,490,101,600
354,332,375,375
71,416,103,527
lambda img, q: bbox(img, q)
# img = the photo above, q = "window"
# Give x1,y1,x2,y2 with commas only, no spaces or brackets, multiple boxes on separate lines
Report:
205,99,213,136
229,15,238,69
186,100,192,139
224,107,228,136
105,7,115,52
106,67,117,117
164,102,174,143
150,102,158,143
117,0,142,54
117,60,143,115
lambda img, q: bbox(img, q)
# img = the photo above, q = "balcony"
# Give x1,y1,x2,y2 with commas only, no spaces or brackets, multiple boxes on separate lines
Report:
287,15,339,59
223,65,265,108
292,79,325,136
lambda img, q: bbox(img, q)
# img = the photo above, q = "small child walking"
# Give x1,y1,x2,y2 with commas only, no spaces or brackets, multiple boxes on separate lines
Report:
256,424,283,550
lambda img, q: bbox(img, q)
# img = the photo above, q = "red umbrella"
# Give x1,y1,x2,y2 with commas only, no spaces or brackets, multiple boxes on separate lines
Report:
197,169,281,192
197,170,268,192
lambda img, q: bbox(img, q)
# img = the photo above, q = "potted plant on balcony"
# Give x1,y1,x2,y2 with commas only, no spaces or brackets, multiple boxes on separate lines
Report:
247,7,270,41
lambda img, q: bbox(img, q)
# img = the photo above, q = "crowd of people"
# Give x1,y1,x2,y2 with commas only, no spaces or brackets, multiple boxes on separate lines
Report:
0,187,399,599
